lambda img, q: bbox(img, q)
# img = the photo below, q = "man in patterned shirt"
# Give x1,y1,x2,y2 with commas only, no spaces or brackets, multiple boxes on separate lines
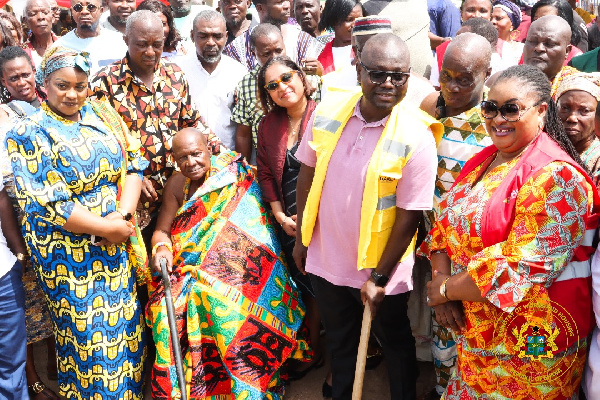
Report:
90,10,221,232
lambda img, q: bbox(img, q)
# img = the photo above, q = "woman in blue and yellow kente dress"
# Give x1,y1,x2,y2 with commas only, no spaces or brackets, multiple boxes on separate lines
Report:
4,47,148,399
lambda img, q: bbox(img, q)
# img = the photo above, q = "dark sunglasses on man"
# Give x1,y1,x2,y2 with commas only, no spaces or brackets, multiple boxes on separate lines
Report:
72,3,98,13
359,60,410,87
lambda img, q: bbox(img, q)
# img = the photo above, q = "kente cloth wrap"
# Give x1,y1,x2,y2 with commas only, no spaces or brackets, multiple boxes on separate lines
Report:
35,46,91,85
5,101,148,399
147,151,309,400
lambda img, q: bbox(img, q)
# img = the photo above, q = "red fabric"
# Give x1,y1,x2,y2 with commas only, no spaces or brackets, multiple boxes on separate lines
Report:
317,41,355,75
318,41,335,75
256,99,317,204
514,12,531,42
435,40,450,72
496,38,505,57
454,132,599,248
566,45,583,64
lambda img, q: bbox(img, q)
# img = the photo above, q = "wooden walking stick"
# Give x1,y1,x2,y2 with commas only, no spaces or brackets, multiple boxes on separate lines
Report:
160,258,188,400
352,303,373,400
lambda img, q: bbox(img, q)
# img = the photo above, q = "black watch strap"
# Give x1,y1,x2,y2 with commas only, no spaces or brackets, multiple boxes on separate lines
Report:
370,270,389,287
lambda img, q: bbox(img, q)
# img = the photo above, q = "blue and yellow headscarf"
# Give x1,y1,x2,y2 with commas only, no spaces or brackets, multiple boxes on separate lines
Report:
36,46,91,85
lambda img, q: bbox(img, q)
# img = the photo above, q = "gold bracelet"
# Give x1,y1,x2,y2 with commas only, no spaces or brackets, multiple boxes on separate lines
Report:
151,241,172,257
440,276,451,300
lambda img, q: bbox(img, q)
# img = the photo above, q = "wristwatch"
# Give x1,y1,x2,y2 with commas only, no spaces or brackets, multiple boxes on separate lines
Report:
440,277,450,300
16,252,27,262
370,270,389,287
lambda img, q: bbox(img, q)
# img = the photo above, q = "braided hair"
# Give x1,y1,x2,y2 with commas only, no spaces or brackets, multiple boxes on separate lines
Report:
494,64,587,171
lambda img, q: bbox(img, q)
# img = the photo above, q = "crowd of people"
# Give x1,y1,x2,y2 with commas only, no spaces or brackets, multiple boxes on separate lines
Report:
2,0,600,399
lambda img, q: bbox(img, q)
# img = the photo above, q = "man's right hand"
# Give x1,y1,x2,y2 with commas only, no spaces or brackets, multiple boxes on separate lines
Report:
140,176,158,203
152,247,173,273
292,242,308,275
433,301,466,332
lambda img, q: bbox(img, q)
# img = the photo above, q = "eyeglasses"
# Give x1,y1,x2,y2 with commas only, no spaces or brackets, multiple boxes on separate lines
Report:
438,71,475,88
480,100,542,122
359,60,410,86
72,3,98,13
264,70,298,91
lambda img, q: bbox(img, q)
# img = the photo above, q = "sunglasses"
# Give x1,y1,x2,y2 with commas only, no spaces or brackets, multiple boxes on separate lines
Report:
264,70,298,91
72,3,98,12
359,61,410,86
480,100,542,122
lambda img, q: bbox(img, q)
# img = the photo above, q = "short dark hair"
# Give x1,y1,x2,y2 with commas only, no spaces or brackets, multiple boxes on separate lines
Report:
531,0,579,45
257,56,312,113
137,0,182,52
462,17,498,47
0,46,42,104
0,46,31,76
318,0,366,32
249,23,281,49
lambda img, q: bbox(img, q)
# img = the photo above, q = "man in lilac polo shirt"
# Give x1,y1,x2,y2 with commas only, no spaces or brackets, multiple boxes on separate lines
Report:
293,34,439,400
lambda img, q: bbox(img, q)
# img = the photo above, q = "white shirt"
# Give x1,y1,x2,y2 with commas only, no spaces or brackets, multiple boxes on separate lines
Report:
321,64,358,97
405,74,436,107
331,44,352,71
175,53,247,149
0,172,17,279
101,18,121,33
53,28,128,75
174,4,211,43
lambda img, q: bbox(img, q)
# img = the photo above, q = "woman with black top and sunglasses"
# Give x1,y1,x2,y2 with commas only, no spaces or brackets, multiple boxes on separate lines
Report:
255,56,330,385
424,64,597,399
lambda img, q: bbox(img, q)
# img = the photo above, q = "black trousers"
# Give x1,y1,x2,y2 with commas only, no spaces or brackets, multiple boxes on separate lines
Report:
310,274,418,400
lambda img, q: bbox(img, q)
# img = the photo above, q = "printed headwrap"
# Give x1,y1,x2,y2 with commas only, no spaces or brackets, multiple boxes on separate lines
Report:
352,16,392,36
493,0,522,29
36,46,91,85
556,72,600,102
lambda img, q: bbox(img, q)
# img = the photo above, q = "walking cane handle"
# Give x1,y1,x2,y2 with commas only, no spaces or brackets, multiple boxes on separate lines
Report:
352,304,372,400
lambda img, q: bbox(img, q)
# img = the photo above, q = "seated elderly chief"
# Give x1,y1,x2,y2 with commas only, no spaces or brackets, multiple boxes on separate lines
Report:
147,128,309,399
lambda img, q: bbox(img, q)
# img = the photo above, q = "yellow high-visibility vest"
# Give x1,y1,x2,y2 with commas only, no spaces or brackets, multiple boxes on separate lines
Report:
301,89,442,270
